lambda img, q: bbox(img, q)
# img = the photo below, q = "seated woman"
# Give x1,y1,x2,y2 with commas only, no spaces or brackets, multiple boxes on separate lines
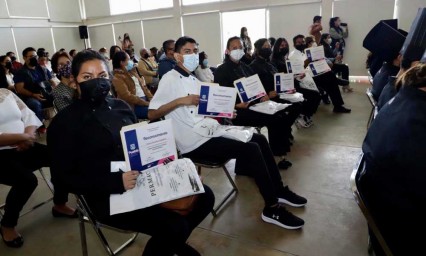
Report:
270,38,321,128
0,88,75,248
47,50,214,256
0,55,15,91
319,33,353,92
51,51,77,111
112,51,153,119
194,52,214,82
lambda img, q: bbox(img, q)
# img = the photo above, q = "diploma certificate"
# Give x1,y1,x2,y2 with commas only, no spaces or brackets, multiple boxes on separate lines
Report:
305,46,325,62
233,74,267,102
198,82,237,118
286,60,305,74
309,59,331,76
274,73,295,93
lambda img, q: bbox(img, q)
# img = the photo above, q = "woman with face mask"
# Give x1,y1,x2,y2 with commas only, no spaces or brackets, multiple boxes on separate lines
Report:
0,55,15,91
47,50,214,256
320,33,352,92
50,51,77,111
112,51,152,119
194,51,214,82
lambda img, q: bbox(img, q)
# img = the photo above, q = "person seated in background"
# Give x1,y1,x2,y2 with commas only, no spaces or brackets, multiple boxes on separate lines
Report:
48,50,214,256
359,62,426,255
289,35,351,113
214,36,295,169
137,48,159,91
6,52,22,74
150,46,159,63
308,15,322,45
68,49,77,59
37,48,52,72
112,51,152,119
271,38,321,128
50,51,77,112
108,45,122,70
125,49,138,64
0,55,15,91
268,37,276,48
194,51,214,82
319,33,353,92
14,47,57,132
371,53,401,101
0,88,76,248
158,39,176,79
149,36,307,230
329,17,348,56
98,47,109,60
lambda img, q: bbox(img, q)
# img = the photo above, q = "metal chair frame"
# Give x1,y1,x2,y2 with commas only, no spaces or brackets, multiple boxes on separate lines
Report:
366,88,378,129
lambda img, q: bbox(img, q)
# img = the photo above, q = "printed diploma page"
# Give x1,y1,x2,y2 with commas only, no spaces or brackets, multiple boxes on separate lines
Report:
198,82,237,118
233,74,267,102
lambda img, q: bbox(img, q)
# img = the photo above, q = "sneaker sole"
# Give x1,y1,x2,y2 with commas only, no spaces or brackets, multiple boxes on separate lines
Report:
278,198,307,207
261,214,303,229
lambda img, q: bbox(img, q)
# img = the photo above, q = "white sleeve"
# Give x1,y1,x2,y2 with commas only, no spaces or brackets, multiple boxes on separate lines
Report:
12,92,42,128
149,73,175,110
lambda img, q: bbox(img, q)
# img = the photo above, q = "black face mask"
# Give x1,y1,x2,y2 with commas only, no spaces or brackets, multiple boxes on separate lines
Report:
79,78,111,105
5,62,12,70
29,57,38,67
143,53,149,59
279,48,289,57
295,44,306,52
259,48,272,59
10,56,16,62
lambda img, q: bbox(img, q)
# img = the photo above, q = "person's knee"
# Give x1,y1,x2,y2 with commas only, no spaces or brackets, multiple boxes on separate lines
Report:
19,173,38,192
199,185,215,210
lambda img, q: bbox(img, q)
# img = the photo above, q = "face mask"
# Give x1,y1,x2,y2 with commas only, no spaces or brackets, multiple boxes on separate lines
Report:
143,53,149,59
295,44,306,52
58,63,71,79
312,43,318,47
326,38,332,45
79,78,111,105
29,57,38,67
183,53,199,72
126,60,134,71
279,48,289,57
5,62,12,70
229,49,245,61
202,59,209,67
259,48,272,59
10,56,16,62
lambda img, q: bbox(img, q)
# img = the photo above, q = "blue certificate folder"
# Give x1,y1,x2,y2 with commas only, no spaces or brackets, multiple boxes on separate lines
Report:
198,85,234,118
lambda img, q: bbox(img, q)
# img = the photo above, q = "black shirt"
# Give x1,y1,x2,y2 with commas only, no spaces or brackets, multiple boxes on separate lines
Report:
371,62,399,100
249,57,277,94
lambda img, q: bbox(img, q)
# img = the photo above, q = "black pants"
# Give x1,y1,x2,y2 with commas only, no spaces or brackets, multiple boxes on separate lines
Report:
297,88,321,117
100,185,214,256
0,143,68,227
332,63,349,80
313,72,344,107
233,108,292,156
183,133,283,207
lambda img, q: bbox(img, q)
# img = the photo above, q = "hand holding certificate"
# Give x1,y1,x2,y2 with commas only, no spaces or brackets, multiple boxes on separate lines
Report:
274,73,295,93
305,46,325,62
233,74,267,103
286,60,305,75
198,82,237,118
308,59,331,76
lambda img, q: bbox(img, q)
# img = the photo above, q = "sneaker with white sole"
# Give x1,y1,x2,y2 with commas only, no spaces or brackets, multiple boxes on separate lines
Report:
262,204,304,229
296,116,310,128
277,186,307,207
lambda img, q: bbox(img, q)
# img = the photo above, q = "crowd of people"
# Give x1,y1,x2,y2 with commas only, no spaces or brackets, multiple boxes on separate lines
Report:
0,16,359,255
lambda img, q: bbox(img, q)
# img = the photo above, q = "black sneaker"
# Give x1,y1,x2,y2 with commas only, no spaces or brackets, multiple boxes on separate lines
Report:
277,186,307,207
176,243,201,256
262,204,304,229
333,106,351,113
277,159,292,170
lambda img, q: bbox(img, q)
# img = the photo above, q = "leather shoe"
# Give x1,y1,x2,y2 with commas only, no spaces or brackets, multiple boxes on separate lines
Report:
278,159,292,170
0,228,24,248
333,106,351,113
337,78,349,86
52,208,78,218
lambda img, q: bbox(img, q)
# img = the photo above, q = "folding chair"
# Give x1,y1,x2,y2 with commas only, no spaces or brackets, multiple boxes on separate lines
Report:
366,88,377,129
191,158,238,217
76,195,138,256
350,153,394,256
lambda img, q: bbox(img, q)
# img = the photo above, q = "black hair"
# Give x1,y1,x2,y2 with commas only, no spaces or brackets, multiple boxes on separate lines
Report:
313,15,322,23
174,36,197,53
51,51,72,74
71,50,110,79
271,37,289,60
199,51,207,68
0,55,7,63
69,49,76,57
226,36,241,50
254,38,268,51
37,48,46,57
329,17,339,29
109,45,121,61
240,27,248,38
320,33,330,46
293,35,305,45
150,47,158,52
268,37,276,47
162,40,175,53
305,36,315,47
112,51,127,70
6,52,14,57
59,48,65,52
22,47,36,58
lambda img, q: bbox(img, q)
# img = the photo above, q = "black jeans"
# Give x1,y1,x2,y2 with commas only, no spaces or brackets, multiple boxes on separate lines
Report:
296,88,321,117
100,185,214,256
332,63,349,80
183,133,283,207
0,143,68,227
313,72,345,107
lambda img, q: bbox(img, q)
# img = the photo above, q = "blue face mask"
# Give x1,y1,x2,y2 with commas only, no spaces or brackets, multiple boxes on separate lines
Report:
183,53,199,72
202,59,209,67
126,60,134,71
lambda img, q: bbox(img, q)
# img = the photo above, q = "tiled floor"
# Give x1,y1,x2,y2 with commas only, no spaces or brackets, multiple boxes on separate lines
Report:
0,82,371,256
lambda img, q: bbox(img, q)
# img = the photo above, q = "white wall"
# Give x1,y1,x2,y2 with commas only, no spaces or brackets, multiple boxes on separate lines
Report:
88,25,115,51
394,0,426,31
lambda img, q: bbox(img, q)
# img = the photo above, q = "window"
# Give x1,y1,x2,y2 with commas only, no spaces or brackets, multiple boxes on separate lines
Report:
109,0,173,15
221,9,266,52
182,0,234,6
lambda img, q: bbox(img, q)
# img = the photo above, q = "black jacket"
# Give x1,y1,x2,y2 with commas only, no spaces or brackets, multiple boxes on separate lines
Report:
249,57,277,94
371,62,399,100
47,98,137,218
377,76,397,111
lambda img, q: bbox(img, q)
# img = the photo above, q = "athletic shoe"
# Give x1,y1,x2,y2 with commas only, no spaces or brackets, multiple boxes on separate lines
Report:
262,204,304,229
277,186,307,207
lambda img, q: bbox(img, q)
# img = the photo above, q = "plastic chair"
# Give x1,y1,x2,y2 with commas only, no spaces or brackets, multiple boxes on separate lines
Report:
76,195,138,256
350,153,394,256
366,88,377,129
192,158,238,217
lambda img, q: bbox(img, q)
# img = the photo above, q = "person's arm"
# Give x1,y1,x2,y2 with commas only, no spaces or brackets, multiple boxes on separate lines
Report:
342,26,349,38
0,133,34,147
112,76,148,106
329,27,343,39
137,61,157,77
310,24,322,34
130,71,153,100
148,95,199,121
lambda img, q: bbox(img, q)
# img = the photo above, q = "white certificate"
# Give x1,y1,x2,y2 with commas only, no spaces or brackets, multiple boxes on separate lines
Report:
309,59,332,76
274,73,295,93
198,82,237,118
120,119,178,171
233,74,267,103
305,46,325,62
286,60,305,74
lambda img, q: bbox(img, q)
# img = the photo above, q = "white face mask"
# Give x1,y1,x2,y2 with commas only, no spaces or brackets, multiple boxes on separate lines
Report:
229,49,245,61
183,53,199,72
326,38,332,45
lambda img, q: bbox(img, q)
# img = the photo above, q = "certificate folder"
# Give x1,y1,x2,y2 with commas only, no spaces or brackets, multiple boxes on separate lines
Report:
233,74,267,103
198,82,236,118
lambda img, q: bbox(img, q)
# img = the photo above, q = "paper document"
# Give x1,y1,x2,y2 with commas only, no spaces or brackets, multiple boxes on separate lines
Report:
233,74,267,103
249,100,291,115
274,73,295,93
305,46,325,62
309,59,331,76
109,159,204,215
286,60,305,74
198,82,237,118
192,118,254,143
279,92,305,103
